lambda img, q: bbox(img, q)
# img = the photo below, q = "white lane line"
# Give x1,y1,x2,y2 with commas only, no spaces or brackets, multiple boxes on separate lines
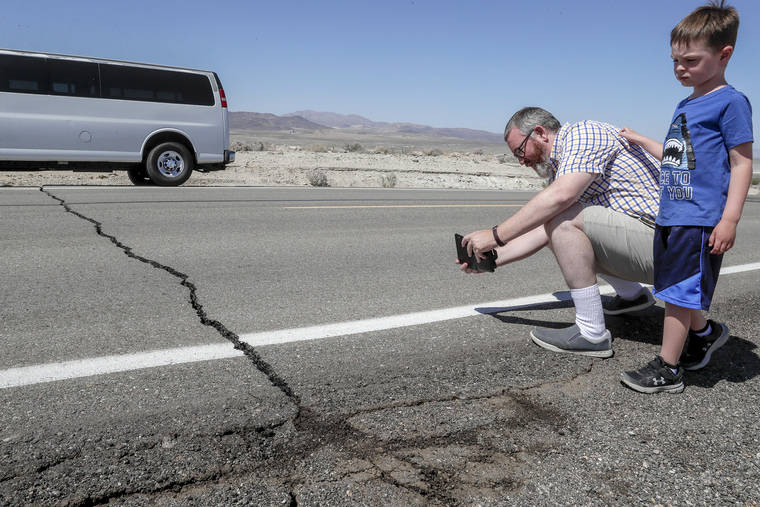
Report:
0,344,243,389
2,261,759,389
720,262,760,275
238,288,597,347
284,204,522,209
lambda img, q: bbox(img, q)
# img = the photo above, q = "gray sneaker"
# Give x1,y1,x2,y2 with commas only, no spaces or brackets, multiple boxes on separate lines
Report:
603,290,656,315
530,325,613,358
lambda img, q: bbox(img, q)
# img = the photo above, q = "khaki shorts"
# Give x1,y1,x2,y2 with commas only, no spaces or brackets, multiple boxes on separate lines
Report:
583,205,654,284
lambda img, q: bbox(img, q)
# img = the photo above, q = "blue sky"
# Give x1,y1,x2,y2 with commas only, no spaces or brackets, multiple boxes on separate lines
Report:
3,0,759,149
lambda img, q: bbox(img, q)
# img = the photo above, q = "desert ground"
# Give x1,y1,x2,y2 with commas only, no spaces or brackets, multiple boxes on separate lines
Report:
1,129,758,192
0,130,542,190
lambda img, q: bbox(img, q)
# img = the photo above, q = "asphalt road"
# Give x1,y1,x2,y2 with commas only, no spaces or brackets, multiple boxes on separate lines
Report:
1,186,759,505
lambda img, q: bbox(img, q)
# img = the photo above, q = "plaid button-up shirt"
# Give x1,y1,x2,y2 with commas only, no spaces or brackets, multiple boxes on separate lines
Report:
549,121,660,222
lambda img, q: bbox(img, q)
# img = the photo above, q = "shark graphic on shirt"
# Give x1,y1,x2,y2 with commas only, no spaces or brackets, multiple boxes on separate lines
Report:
660,113,695,202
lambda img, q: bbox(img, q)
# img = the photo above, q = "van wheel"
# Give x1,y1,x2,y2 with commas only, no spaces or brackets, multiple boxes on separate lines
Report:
145,142,193,186
126,165,152,185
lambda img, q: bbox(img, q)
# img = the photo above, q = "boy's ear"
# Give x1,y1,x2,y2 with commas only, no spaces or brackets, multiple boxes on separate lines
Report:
720,45,734,63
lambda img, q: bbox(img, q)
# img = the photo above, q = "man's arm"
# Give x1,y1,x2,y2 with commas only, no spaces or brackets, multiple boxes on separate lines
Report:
458,224,548,273
462,171,598,259
620,127,663,160
709,141,753,254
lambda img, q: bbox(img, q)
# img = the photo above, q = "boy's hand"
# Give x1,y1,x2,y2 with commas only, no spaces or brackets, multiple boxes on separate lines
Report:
709,218,738,254
619,127,642,145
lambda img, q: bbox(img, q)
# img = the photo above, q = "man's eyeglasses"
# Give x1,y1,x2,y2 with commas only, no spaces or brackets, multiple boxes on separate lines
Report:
513,129,533,160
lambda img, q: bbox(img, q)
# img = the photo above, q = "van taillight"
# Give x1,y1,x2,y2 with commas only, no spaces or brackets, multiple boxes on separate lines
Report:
219,88,228,108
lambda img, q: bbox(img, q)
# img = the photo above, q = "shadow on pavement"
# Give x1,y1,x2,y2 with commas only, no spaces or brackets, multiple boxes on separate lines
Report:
686,336,760,387
480,299,760,387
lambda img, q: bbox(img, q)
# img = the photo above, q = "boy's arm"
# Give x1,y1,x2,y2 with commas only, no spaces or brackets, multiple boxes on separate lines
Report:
619,127,663,160
709,142,754,254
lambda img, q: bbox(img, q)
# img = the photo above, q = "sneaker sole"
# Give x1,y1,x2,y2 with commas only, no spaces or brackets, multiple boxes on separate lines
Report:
683,324,729,371
620,374,684,394
530,333,613,358
603,297,656,316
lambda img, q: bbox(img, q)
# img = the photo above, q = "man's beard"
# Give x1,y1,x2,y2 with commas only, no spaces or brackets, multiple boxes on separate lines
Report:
533,150,554,180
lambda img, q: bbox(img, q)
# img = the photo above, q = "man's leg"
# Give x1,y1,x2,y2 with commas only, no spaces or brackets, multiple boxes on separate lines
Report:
528,204,613,358
545,203,597,289
583,206,656,315
545,204,607,339
599,274,655,315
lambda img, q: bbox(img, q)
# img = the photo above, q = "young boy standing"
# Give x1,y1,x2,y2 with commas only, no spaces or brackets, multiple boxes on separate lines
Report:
619,1,753,393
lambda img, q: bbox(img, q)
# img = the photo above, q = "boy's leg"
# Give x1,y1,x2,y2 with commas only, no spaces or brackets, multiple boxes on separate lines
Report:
620,302,688,394
660,304,693,365
690,311,707,332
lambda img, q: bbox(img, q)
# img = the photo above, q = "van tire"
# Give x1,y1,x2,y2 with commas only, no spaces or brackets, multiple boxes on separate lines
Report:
145,142,193,186
126,165,152,185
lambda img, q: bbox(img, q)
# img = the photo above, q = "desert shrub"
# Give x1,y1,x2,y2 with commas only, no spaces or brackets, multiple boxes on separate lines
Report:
425,148,444,157
472,148,485,156
752,176,760,186
230,141,252,152
380,174,397,188
344,143,363,153
308,144,328,153
308,171,329,187
373,146,391,155
497,154,511,164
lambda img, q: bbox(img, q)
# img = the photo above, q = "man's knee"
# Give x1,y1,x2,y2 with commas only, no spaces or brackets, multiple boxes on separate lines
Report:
546,204,586,243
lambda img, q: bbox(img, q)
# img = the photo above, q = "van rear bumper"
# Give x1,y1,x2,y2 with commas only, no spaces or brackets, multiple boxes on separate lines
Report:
224,150,235,164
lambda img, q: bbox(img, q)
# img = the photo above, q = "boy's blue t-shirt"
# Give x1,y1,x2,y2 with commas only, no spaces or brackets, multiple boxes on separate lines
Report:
657,85,753,226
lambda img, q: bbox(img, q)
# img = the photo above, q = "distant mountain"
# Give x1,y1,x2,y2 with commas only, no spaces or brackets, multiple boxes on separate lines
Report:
230,109,503,143
229,112,328,131
287,110,504,143
286,110,379,129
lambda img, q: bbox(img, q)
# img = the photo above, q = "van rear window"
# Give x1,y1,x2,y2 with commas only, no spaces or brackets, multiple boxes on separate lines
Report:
99,64,214,106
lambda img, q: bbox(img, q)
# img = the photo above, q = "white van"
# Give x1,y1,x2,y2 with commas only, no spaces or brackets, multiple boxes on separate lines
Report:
0,49,235,186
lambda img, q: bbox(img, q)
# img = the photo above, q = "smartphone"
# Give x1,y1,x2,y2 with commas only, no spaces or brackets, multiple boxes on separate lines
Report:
455,233,496,272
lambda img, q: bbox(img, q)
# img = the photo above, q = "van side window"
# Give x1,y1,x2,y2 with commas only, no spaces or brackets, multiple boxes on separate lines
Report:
99,64,213,106
48,59,99,97
0,54,48,94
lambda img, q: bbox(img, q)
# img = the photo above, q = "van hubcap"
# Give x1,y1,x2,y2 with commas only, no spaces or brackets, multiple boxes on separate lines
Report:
156,151,184,177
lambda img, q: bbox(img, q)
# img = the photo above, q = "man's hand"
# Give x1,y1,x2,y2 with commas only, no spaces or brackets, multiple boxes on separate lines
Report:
709,218,738,254
455,259,485,274
462,229,496,260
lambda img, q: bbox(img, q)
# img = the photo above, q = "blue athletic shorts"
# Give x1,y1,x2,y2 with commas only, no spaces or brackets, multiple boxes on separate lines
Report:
653,225,723,310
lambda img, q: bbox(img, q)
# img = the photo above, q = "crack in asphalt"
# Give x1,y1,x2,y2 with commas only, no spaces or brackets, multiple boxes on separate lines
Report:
39,187,301,411
26,187,591,504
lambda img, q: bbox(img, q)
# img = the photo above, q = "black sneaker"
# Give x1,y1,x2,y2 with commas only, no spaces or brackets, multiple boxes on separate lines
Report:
680,320,729,371
620,356,684,394
603,291,656,315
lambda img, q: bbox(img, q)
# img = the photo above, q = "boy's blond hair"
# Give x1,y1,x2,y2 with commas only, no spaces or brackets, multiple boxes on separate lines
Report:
671,1,739,51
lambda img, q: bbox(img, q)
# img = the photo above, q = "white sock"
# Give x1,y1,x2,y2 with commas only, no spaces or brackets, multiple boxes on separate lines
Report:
599,274,646,300
571,284,608,342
